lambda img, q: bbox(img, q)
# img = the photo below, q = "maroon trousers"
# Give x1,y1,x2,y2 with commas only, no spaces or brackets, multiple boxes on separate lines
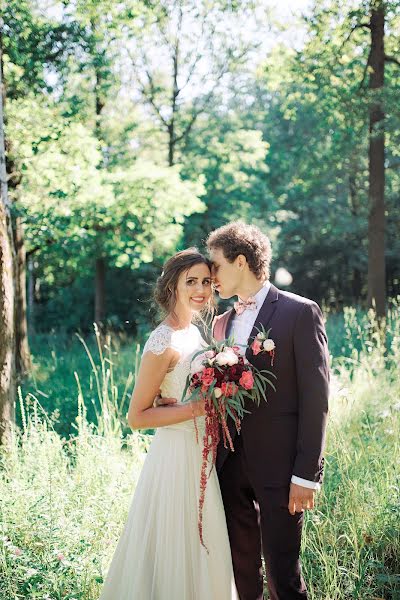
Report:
218,436,308,600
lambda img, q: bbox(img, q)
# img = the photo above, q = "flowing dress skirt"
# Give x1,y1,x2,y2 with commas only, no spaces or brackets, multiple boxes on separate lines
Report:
99,420,238,600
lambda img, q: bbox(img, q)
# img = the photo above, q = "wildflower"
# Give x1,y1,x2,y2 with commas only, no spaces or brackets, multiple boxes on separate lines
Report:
26,568,38,578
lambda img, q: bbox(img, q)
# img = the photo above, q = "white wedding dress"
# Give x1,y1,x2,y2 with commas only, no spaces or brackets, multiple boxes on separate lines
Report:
99,323,239,600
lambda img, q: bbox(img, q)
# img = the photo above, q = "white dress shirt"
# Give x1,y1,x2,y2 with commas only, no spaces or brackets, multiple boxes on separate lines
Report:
227,280,320,491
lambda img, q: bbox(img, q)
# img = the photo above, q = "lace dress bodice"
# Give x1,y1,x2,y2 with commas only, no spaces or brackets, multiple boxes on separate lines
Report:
142,323,206,413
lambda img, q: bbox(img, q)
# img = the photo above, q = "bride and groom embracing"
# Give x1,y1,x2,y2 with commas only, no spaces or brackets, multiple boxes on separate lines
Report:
99,221,330,600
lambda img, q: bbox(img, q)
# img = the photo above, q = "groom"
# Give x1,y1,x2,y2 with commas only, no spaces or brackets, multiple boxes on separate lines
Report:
207,221,329,600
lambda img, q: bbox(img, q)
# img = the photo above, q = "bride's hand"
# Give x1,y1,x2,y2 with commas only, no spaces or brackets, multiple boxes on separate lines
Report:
153,391,205,417
153,390,177,407
191,398,206,417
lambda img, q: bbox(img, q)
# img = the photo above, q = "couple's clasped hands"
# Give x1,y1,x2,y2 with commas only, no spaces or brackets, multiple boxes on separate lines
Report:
154,392,316,515
154,391,206,417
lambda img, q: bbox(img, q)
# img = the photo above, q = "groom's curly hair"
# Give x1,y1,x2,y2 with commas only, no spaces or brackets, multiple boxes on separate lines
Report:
206,221,272,280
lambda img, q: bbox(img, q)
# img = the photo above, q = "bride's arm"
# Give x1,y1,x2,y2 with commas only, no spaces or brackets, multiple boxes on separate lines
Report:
127,348,205,430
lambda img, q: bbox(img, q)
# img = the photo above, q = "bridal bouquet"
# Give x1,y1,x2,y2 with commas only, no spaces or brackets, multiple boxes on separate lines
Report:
183,338,276,550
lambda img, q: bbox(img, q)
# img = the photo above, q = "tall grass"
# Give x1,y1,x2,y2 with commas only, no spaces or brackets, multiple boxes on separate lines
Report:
1,303,399,599
20,328,141,439
301,299,400,599
1,326,147,600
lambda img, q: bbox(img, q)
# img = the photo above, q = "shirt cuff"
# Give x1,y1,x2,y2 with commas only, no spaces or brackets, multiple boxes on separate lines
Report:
291,475,320,491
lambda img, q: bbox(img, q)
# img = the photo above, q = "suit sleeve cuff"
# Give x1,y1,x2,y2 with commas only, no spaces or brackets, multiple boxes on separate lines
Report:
291,475,321,490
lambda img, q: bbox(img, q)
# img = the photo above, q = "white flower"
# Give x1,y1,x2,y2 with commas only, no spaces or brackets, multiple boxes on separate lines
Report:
256,332,265,340
263,339,275,352
190,354,206,375
26,568,38,578
205,350,216,359
215,350,239,366
215,352,228,366
214,388,222,399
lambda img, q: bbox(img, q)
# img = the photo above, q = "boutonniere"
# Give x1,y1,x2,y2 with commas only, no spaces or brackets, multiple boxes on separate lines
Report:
250,326,276,366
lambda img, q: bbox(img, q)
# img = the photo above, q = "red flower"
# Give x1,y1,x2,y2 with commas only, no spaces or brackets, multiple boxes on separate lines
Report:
239,370,254,390
201,367,215,387
221,381,238,397
228,365,239,381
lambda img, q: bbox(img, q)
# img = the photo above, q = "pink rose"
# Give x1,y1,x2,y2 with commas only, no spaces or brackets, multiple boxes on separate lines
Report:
239,370,254,390
251,339,262,355
201,367,215,387
221,381,238,397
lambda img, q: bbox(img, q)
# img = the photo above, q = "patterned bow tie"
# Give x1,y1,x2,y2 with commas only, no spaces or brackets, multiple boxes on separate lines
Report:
234,296,257,315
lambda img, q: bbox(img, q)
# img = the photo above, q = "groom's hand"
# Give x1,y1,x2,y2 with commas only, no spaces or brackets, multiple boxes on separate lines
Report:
288,483,315,515
153,390,177,407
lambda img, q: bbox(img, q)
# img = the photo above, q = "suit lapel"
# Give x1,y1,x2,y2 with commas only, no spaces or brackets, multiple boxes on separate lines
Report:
245,284,279,361
213,309,235,341
222,308,235,340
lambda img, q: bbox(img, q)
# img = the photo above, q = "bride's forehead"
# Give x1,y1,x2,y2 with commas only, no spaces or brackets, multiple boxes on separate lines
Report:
184,264,211,278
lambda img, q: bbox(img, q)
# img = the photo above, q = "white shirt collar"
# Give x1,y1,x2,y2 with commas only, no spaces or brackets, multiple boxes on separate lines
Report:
238,279,271,309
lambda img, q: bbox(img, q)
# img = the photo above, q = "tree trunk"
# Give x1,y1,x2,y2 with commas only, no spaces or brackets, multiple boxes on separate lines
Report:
367,0,386,318
168,122,175,167
349,162,363,301
95,256,106,325
0,203,15,445
13,217,31,375
92,35,108,326
27,256,35,335
0,24,16,446
352,268,362,301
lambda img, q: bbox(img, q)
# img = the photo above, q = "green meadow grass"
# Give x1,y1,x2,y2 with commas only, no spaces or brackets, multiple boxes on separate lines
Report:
1,304,399,599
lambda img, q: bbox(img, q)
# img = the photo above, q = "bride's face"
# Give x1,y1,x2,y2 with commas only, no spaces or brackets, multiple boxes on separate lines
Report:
174,263,212,313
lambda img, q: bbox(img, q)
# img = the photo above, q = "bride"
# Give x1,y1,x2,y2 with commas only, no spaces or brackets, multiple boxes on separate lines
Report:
99,248,238,599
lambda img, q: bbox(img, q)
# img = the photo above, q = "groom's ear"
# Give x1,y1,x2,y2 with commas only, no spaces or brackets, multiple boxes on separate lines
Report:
236,254,247,270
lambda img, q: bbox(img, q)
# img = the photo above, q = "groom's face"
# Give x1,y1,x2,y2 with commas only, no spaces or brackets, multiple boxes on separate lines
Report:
210,247,241,300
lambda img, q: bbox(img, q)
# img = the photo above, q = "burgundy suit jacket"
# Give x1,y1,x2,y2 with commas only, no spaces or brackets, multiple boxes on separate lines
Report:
213,284,329,487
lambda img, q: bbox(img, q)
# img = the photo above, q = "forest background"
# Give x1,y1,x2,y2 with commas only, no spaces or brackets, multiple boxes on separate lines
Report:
0,0,399,599
2,0,399,339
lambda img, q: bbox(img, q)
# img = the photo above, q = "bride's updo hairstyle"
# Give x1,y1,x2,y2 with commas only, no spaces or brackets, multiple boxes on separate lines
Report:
154,248,214,323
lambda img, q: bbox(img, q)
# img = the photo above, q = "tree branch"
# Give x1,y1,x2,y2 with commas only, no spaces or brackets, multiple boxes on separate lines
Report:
26,237,56,259
126,46,170,129
359,48,372,90
142,67,170,128
384,54,400,67
339,21,371,55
